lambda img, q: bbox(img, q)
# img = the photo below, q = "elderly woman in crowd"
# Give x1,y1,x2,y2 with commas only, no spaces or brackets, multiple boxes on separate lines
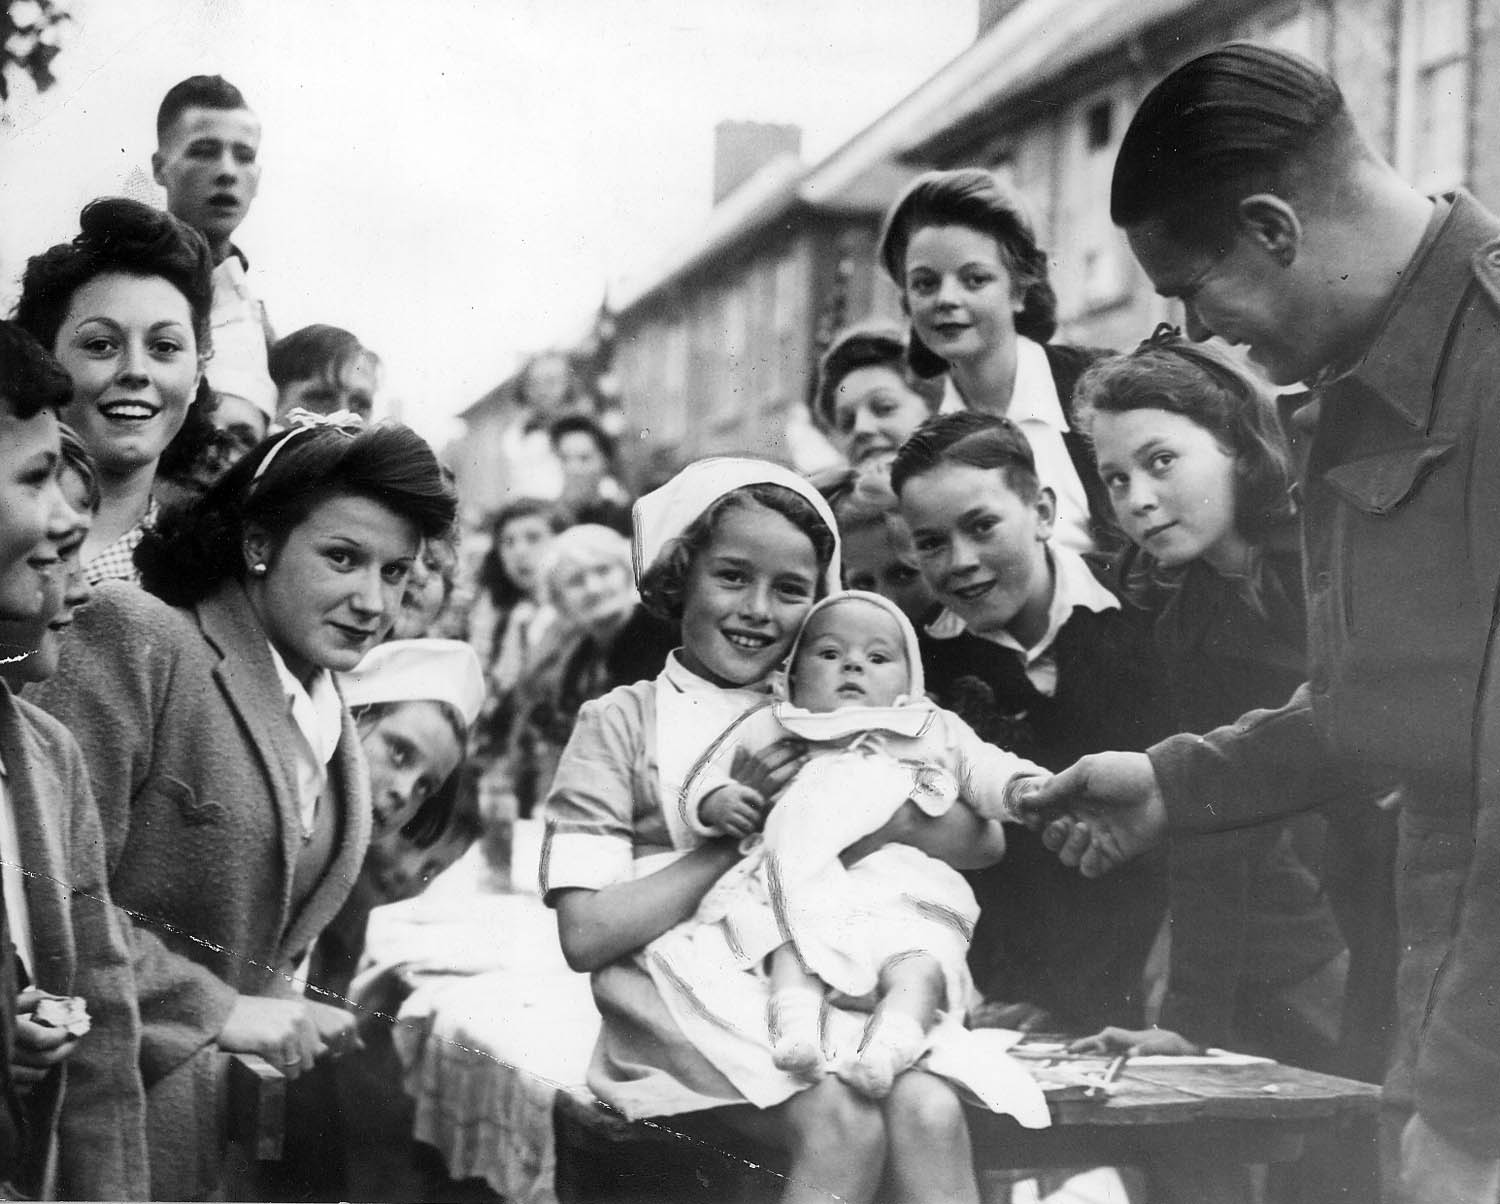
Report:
505,523,675,818
14,197,216,585
31,415,455,1198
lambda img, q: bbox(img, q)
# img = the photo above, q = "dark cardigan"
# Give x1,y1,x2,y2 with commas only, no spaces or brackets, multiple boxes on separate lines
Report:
1115,533,1365,1066
922,603,1172,1032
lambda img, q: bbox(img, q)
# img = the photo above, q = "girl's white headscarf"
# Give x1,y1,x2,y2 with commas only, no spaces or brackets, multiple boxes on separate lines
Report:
631,457,842,595
342,638,486,728
785,589,926,701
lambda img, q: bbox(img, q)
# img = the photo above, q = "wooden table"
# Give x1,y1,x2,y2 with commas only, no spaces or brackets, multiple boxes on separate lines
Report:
553,1053,1381,1203
971,1051,1381,1203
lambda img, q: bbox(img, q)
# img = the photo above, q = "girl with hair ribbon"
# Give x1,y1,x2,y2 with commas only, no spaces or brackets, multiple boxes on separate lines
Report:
31,411,455,1198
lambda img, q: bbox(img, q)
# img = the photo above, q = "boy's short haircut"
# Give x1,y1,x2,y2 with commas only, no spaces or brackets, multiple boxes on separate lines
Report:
549,412,615,463
268,324,366,390
0,321,72,420
890,411,1041,504
157,75,251,141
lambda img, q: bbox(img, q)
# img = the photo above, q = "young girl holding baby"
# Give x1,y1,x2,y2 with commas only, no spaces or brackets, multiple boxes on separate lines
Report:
541,459,1005,1204
660,589,1045,1102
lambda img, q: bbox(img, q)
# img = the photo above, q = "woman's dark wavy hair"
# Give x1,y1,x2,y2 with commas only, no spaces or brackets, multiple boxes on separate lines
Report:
812,321,944,433
478,497,572,609
890,410,1042,505
351,699,467,848
1072,327,1293,542
638,483,837,624
14,198,215,356
877,169,1057,377
137,422,456,606
0,320,72,419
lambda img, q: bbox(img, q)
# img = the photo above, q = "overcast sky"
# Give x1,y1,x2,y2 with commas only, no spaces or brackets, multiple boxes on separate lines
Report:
0,0,975,441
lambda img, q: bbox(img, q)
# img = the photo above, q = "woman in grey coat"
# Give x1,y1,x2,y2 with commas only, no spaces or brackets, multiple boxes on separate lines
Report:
33,417,455,1198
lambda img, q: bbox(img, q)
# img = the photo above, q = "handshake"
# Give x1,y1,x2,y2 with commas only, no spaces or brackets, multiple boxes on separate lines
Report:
1008,751,1169,877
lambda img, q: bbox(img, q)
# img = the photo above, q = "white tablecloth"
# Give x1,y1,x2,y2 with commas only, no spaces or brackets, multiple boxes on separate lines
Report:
354,839,600,1204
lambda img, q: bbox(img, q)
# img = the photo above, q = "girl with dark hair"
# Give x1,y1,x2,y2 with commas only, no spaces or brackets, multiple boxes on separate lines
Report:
543,459,1018,1204
14,197,215,586
812,322,945,468
891,412,1169,1040
1068,329,1370,1076
878,169,1116,553
31,416,456,1198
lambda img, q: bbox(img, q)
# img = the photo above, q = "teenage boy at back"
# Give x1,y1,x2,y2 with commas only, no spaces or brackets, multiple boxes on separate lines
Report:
152,74,277,454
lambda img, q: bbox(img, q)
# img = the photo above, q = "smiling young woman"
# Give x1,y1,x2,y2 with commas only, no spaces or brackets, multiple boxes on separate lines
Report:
877,170,1119,556
29,419,455,1199
14,198,217,586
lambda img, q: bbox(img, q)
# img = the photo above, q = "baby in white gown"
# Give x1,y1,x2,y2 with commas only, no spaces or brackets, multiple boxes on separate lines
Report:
682,591,1047,1097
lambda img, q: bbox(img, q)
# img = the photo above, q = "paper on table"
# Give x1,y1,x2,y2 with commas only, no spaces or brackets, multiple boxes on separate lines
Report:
1005,1039,1274,1067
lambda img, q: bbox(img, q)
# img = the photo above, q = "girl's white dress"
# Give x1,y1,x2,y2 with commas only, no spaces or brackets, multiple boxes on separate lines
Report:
541,656,1049,1126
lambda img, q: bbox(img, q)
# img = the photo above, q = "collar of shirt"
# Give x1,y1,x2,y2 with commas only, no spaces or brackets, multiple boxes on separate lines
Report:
1007,336,1069,432
1321,192,1466,428
924,543,1119,694
656,652,775,841
937,338,1066,429
84,497,159,587
774,698,936,743
659,649,774,698
266,642,343,836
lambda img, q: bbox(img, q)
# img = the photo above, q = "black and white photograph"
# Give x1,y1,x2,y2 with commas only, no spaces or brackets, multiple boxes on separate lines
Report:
0,1,1494,1201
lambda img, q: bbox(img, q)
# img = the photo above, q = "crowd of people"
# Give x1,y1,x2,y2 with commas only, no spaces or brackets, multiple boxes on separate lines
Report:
0,36,1495,1204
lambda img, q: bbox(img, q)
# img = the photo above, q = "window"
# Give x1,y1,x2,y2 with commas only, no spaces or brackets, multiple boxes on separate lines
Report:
1398,0,1471,193
1057,85,1131,313
1085,100,1112,151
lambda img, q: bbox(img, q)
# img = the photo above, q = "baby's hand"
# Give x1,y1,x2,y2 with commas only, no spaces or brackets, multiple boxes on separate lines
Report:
699,783,767,839
981,771,1052,825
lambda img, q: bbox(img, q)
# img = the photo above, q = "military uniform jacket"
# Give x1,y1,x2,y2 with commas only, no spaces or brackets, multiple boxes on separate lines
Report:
1149,190,1500,1157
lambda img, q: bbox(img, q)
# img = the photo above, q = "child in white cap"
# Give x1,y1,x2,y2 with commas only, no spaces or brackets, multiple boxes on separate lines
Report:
652,591,1048,1098
341,638,486,838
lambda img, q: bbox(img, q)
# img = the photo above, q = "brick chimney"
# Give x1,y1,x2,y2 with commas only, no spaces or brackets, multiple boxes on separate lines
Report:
712,120,801,205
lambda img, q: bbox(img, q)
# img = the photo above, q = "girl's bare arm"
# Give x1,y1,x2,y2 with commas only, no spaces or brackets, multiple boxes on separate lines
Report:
552,840,744,972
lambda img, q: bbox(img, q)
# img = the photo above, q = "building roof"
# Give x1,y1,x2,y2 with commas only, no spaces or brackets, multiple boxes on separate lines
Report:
469,0,1210,415
897,0,1207,161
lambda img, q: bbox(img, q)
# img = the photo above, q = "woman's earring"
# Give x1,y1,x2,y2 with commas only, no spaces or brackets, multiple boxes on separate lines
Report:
249,563,268,577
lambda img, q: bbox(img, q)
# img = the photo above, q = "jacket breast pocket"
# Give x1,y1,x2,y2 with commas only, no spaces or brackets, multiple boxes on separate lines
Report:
1322,439,1455,516
1324,438,1458,637
139,773,225,827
